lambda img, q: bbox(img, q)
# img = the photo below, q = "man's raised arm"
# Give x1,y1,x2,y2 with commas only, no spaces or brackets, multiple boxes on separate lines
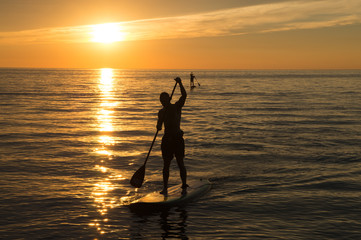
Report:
175,77,187,104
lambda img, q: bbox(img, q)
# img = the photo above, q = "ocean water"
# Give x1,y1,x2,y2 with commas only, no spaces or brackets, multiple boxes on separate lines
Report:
1,68,361,239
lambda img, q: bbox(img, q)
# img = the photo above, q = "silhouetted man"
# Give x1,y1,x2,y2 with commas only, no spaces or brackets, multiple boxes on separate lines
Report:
157,77,188,196
190,72,195,88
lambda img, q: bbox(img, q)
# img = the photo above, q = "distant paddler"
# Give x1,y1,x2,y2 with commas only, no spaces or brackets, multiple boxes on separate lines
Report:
190,72,196,88
190,72,200,88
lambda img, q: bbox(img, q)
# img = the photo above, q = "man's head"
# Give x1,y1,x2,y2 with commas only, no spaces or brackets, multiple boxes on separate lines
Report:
160,92,170,107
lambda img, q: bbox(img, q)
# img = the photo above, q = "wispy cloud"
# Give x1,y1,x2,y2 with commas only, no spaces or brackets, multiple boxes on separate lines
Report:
1,0,360,44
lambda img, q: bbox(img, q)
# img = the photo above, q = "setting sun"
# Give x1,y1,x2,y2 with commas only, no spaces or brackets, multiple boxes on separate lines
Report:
91,23,126,43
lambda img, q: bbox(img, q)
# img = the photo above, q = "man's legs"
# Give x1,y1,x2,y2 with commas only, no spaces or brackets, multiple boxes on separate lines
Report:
161,158,171,195
175,136,187,194
161,134,187,195
161,136,173,195
176,156,187,190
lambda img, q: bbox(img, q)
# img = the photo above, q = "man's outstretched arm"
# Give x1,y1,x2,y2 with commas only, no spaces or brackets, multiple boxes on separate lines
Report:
175,77,187,108
175,77,187,98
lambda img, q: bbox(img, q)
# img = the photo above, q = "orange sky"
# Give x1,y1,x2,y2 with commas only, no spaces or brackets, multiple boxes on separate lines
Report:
1,0,361,69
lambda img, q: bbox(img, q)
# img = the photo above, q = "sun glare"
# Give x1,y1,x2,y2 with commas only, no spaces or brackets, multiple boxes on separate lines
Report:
91,23,126,43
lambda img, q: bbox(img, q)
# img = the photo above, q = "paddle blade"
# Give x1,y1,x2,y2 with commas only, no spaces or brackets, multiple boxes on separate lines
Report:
130,164,145,188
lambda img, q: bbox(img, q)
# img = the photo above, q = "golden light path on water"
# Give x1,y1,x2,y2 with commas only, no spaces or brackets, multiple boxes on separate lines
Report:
95,68,116,158
89,68,128,235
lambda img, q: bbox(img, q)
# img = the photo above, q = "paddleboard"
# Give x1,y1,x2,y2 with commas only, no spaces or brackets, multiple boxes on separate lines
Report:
129,179,211,212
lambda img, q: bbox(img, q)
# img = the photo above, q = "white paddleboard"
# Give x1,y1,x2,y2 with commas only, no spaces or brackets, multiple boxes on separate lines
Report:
129,179,211,211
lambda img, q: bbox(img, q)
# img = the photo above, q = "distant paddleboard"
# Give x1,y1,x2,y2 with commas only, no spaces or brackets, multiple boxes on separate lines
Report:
129,179,211,212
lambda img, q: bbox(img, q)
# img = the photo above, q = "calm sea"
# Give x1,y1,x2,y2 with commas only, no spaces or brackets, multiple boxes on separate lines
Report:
1,68,361,239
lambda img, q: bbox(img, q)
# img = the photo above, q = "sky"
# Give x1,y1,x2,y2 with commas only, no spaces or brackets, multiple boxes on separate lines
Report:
0,0,361,69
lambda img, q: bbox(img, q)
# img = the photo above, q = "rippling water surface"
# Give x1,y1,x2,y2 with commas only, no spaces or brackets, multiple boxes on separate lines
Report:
1,69,361,239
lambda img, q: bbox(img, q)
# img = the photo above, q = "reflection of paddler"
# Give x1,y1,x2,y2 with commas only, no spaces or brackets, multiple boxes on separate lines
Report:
190,72,196,88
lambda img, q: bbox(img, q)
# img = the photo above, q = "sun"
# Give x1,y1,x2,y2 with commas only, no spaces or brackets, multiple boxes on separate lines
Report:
91,23,126,43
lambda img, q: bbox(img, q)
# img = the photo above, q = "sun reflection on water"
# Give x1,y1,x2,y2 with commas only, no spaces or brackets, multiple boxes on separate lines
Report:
89,68,141,235
95,68,117,154
89,68,124,235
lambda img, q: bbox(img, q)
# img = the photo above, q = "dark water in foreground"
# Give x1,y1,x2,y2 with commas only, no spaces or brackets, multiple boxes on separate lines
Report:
1,68,361,239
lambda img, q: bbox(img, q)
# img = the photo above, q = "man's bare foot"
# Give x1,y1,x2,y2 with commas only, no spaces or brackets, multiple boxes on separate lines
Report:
181,184,189,195
160,189,168,196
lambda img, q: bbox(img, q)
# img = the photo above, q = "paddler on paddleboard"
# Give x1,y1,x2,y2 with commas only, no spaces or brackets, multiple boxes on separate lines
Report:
157,77,188,196
190,72,195,88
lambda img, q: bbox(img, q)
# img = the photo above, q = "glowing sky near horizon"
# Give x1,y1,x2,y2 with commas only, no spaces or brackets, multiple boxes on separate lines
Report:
0,0,360,69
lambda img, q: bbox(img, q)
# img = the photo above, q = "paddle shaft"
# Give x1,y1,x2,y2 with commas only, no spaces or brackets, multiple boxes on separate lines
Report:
195,77,201,86
143,81,178,166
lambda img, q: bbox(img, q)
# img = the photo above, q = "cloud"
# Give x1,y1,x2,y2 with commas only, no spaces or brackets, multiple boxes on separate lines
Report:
0,25,91,44
127,0,361,39
1,0,360,44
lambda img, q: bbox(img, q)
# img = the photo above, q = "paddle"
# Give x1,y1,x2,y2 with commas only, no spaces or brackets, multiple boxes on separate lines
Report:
130,81,178,188
195,77,201,86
